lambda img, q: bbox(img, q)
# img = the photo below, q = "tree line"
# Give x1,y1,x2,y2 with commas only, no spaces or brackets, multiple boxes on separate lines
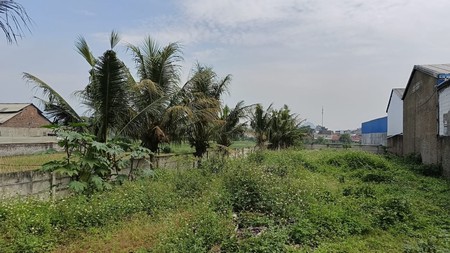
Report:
25,31,306,157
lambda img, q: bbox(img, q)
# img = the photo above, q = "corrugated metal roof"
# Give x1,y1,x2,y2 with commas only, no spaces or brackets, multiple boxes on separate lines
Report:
0,103,31,113
0,112,20,124
0,103,32,124
402,64,450,100
414,64,450,78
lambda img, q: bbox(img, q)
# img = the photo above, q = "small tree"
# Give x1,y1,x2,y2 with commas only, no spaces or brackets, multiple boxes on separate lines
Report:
339,133,352,144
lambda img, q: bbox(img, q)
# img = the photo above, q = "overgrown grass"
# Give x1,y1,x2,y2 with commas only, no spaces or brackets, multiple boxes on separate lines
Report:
0,149,449,252
0,152,64,173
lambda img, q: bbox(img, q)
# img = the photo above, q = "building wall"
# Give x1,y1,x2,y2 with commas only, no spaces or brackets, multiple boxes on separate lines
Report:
0,105,50,128
362,117,387,134
387,135,403,156
387,94,403,136
403,71,439,164
439,137,450,178
361,133,387,146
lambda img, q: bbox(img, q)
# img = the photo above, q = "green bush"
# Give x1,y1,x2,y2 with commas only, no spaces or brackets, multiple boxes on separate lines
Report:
376,197,413,229
152,206,233,252
223,227,288,253
173,169,208,198
327,151,390,170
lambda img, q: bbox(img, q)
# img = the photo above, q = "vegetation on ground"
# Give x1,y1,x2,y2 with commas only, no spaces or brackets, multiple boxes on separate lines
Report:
0,151,64,173
0,149,449,252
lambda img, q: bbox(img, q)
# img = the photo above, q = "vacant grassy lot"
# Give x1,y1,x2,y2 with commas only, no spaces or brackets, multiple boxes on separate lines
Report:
0,149,449,252
0,152,65,173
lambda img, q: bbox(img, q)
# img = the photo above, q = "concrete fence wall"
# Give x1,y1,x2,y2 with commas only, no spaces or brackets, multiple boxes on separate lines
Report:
303,143,385,154
0,170,70,200
0,127,53,137
0,148,254,199
0,142,59,157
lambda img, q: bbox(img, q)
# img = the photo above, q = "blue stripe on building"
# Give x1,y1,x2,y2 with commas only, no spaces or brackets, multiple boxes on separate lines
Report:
361,116,387,134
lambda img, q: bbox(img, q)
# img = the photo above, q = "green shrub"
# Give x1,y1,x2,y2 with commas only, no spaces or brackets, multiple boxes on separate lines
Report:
152,207,233,252
342,185,376,198
327,151,390,170
360,172,394,183
413,164,443,178
223,227,288,253
247,151,265,164
173,169,208,198
376,197,413,229
223,164,269,213
288,219,318,246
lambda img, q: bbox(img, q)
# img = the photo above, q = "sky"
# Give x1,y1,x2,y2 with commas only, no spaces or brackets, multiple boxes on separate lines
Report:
2,0,450,130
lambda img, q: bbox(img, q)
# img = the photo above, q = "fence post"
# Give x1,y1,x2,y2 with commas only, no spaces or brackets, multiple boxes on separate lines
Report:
51,171,56,201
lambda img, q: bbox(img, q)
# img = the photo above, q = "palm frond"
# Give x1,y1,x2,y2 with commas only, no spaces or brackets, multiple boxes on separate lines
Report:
75,36,96,67
0,0,31,44
23,72,81,124
109,30,120,49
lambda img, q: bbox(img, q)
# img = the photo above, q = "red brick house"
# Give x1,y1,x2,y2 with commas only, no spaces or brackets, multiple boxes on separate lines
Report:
0,103,52,138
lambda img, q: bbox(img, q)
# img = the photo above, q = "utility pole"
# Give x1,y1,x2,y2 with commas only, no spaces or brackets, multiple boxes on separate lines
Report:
321,106,324,127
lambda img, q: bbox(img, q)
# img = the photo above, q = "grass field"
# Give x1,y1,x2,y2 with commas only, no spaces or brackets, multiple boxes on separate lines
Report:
0,152,65,173
1,149,449,252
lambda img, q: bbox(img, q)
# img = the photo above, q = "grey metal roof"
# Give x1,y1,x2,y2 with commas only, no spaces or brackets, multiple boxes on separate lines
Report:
402,64,450,100
0,103,32,124
414,64,450,78
0,103,31,113
0,112,20,124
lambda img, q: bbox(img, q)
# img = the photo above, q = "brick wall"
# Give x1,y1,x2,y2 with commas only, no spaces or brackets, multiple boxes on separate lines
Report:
1,105,50,128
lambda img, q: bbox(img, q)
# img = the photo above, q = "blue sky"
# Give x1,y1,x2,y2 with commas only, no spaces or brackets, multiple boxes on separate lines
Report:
2,0,450,130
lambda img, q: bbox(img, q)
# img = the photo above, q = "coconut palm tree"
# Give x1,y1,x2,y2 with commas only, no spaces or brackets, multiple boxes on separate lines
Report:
124,37,183,152
267,105,305,149
172,63,231,157
0,0,31,43
216,101,252,147
77,31,131,142
250,103,272,149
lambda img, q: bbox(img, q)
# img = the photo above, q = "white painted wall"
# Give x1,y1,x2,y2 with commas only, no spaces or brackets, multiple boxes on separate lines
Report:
387,93,403,136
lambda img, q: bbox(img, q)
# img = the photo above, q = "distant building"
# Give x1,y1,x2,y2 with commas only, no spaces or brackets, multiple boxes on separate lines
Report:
0,103,51,137
361,117,387,145
386,88,405,155
402,64,450,177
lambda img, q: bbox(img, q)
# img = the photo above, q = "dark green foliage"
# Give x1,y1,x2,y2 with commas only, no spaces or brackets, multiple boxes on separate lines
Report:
173,169,208,198
360,171,394,183
376,197,413,229
151,206,233,253
42,127,152,194
327,151,390,170
339,133,352,144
